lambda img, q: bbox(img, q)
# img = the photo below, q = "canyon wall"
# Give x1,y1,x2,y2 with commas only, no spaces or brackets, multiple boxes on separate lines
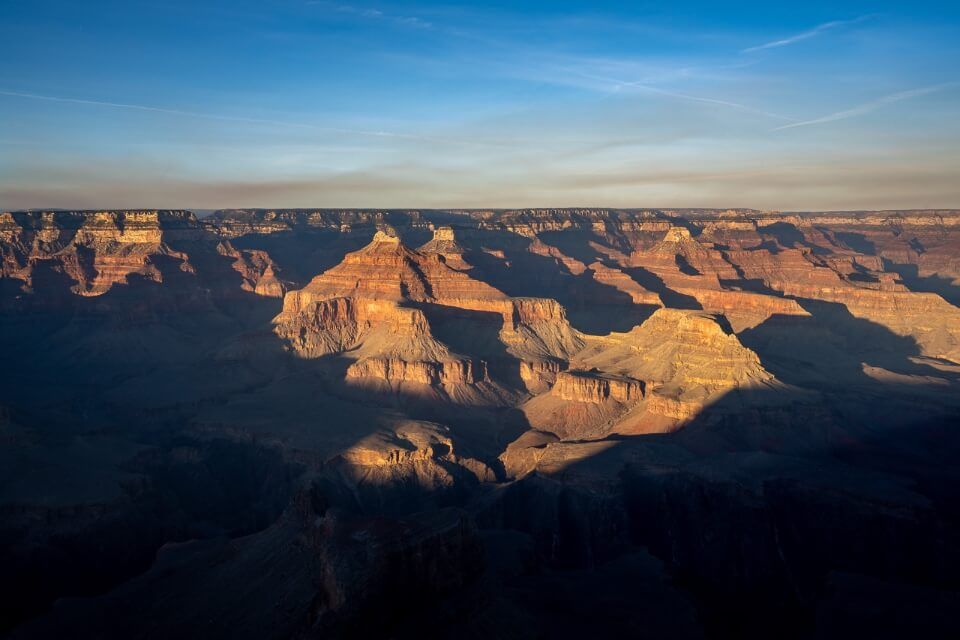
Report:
3,207,960,639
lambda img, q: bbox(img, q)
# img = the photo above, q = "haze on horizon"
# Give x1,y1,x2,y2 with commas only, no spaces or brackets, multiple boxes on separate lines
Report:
1,0,959,211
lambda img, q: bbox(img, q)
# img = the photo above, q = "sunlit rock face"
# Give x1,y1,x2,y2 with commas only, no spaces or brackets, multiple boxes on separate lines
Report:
417,225,471,270
552,370,644,404
3,207,960,639
272,226,582,399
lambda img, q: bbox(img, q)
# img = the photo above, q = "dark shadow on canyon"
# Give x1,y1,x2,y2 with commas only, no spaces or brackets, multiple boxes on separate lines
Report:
883,260,960,307
514,305,960,639
459,228,658,334
621,266,702,310
4,221,960,639
832,230,877,256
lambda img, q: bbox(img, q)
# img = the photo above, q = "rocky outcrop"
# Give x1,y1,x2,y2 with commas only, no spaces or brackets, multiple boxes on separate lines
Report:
570,309,776,426
724,246,960,362
684,288,809,331
552,370,644,404
417,225,470,270
273,230,582,393
216,241,286,298
5,207,960,639
502,297,584,360
274,297,441,359
289,227,506,304
644,389,706,421
346,357,486,386
579,309,773,389
0,211,202,297
519,359,567,392
203,208,429,238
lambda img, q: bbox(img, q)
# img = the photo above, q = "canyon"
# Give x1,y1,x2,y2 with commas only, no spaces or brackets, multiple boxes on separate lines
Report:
2,207,960,639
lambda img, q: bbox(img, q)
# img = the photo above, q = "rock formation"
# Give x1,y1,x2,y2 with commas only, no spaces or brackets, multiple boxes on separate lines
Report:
417,225,471,270
520,308,777,440
3,207,960,639
273,227,582,399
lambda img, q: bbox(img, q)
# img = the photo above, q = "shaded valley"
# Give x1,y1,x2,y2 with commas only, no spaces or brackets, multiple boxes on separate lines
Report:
2,208,960,639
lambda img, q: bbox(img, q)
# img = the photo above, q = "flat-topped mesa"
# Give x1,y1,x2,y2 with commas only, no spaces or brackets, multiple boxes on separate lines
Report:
1,210,200,250
552,370,644,404
4,209,198,230
13,210,202,253
586,261,663,306
417,225,470,270
771,210,960,228
682,289,810,332
424,225,457,246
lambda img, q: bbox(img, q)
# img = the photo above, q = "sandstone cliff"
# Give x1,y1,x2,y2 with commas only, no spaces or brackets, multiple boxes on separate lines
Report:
272,228,582,398
4,207,960,639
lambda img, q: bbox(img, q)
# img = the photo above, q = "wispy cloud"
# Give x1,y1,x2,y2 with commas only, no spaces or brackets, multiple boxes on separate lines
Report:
773,82,958,131
742,15,873,53
562,70,796,122
0,89,500,147
621,81,795,122
307,2,432,29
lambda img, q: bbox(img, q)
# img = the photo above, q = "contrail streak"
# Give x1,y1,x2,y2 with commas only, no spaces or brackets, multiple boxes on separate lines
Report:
773,82,957,131
571,72,796,122
0,89,494,147
742,15,875,53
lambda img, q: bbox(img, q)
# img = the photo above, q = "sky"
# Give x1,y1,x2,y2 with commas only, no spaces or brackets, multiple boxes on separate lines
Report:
1,0,959,211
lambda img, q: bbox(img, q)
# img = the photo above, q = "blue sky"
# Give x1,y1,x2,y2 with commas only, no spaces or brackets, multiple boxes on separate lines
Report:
1,0,959,210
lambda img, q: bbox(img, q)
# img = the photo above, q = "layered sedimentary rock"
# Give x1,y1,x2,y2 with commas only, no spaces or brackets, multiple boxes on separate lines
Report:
4,207,960,639
203,208,430,238
216,241,287,298
518,308,778,441
723,245,960,362
593,308,772,387
417,225,471,270
333,421,496,495
578,309,775,426
519,359,568,392
552,370,644,404
0,210,198,297
0,210,292,314
345,357,486,386
273,228,581,396
283,228,506,304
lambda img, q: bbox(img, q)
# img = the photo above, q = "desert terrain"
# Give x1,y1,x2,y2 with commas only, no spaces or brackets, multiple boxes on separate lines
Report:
2,207,960,638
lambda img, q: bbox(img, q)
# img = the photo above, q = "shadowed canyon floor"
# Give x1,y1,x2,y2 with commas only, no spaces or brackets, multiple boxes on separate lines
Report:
2,208,960,639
